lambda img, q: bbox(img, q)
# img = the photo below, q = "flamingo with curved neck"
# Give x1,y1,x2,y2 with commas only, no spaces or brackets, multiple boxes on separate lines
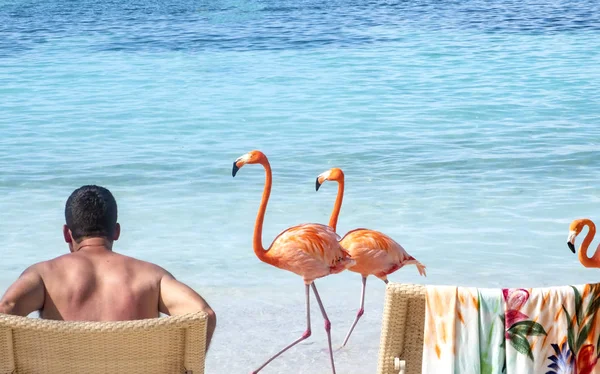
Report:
567,219,600,268
316,167,426,348
316,168,344,231
233,151,355,374
244,153,276,267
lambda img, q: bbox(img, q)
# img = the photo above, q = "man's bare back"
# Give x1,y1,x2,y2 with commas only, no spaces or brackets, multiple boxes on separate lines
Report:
37,245,167,321
0,185,216,350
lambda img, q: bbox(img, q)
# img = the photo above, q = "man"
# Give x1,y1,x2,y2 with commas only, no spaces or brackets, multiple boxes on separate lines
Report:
0,185,216,350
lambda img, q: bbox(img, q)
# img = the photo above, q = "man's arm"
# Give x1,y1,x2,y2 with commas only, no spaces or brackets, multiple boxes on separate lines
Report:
0,265,45,316
158,272,216,351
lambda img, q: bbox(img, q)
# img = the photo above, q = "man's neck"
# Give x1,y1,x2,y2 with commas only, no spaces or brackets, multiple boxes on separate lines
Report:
72,237,113,253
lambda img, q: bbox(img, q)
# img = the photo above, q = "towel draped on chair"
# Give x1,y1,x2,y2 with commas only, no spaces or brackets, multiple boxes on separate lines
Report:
423,286,505,374
422,283,600,374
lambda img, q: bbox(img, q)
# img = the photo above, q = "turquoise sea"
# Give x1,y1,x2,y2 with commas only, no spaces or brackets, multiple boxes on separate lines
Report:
1,0,600,372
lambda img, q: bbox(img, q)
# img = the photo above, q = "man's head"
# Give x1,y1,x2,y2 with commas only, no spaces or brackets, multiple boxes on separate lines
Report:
64,185,120,249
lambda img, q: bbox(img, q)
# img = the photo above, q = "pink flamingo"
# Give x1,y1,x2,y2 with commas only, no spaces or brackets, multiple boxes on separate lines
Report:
567,218,600,268
315,167,426,347
232,151,355,374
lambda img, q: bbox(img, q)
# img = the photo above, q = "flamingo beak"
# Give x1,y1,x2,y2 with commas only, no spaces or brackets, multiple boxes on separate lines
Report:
232,161,240,177
567,231,577,253
315,174,328,191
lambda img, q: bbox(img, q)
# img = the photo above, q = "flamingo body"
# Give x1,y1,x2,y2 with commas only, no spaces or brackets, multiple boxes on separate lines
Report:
268,223,354,283
233,151,353,374
340,228,426,279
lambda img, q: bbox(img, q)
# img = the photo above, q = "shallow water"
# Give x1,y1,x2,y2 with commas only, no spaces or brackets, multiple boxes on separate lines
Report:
1,0,600,372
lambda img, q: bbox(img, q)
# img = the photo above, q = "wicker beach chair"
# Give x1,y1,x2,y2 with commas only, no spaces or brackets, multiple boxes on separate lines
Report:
377,283,426,374
0,311,208,374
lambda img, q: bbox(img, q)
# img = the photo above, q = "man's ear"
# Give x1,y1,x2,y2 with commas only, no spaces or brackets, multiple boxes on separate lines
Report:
113,223,121,241
63,225,75,253
63,225,72,243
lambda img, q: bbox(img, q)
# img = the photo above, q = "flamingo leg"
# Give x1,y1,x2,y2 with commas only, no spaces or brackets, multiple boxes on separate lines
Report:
251,284,312,374
341,276,367,348
310,282,337,374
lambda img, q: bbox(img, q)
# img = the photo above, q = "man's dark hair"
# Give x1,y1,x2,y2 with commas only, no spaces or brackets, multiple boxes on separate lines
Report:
65,185,118,242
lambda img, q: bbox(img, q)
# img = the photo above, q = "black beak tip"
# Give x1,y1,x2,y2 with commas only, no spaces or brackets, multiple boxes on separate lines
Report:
315,178,321,191
568,242,576,253
232,162,240,177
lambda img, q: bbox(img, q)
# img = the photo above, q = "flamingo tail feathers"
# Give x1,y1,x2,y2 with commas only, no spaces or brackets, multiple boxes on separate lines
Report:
403,257,427,277
415,262,427,277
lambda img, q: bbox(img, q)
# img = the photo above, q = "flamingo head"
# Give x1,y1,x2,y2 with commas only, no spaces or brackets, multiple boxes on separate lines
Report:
568,219,589,254
232,150,267,177
315,168,344,191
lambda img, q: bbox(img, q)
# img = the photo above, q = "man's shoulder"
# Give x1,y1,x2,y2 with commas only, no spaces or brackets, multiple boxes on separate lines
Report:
118,254,170,276
28,254,91,278
16,255,77,282
33,252,171,279
29,254,72,270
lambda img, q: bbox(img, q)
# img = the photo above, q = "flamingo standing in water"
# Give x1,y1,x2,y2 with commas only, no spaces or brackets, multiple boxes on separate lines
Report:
567,218,600,268
232,151,355,374
315,167,427,347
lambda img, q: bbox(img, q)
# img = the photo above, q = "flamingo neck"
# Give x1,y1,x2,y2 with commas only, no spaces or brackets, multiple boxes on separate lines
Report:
253,160,275,266
579,220,600,268
328,179,344,232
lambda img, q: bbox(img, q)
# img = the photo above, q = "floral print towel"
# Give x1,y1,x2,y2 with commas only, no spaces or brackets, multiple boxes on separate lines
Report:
422,283,600,374
506,284,600,374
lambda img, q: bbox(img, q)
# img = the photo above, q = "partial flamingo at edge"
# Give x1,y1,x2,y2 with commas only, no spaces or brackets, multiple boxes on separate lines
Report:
568,218,600,268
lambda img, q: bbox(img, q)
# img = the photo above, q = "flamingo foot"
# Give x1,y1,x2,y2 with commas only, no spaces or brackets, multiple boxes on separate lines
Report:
251,284,313,374
341,277,368,348
251,330,312,373
340,309,365,349
311,282,336,374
